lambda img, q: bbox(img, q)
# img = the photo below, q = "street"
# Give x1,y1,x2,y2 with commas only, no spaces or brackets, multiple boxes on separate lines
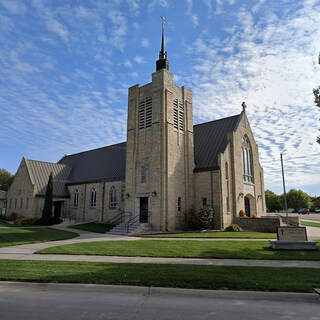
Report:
0,282,319,320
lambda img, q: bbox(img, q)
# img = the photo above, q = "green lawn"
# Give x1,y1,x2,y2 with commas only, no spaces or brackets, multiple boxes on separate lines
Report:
0,220,9,226
0,260,319,293
38,239,320,260
68,222,113,233
142,232,277,239
0,227,78,247
301,221,320,227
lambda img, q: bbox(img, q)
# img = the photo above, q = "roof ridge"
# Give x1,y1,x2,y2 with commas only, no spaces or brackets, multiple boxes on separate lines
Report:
61,141,126,160
27,159,68,167
194,113,241,128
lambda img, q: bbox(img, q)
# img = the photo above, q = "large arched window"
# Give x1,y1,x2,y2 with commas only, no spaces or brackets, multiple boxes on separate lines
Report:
90,187,96,207
242,136,253,183
74,189,79,208
109,186,117,209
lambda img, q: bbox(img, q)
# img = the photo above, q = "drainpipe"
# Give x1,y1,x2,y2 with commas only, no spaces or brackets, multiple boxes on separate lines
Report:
101,181,106,222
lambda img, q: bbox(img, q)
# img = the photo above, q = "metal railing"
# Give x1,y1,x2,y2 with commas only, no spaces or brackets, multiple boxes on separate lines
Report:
125,211,152,233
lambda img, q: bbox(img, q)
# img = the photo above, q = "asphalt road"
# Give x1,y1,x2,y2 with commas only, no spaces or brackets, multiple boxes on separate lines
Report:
1,282,320,320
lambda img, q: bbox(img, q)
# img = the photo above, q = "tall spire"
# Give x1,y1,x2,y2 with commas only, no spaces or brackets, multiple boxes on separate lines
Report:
156,16,170,71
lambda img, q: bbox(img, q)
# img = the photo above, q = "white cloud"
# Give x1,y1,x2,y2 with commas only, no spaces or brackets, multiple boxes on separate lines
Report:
124,59,132,68
0,0,26,14
141,38,150,47
186,0,199,27
187,1,320,191
148,0,169,10
134,56,145,64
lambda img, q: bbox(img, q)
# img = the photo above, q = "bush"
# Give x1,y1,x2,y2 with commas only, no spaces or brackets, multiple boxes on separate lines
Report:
225,224,243,232
6,212,19,221
14,217,38,226
187,205,215,230
35,216,62,226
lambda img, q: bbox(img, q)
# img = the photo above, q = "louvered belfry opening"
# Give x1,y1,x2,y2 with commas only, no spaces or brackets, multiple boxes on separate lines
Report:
139,97,152,130
173,99,184,131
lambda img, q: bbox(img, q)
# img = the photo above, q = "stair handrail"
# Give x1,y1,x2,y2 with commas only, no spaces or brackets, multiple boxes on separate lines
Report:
105,210,124,226
125,210,152,234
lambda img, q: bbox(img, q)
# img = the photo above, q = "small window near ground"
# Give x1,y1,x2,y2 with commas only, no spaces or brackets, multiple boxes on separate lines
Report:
202,197,207,207
90,188,96,208
177,197,182,212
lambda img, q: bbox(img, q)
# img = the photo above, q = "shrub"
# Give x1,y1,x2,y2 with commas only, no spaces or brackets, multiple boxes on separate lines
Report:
225,224,243,232
35,216,62,226
14,217,38,226
7,212,19,221
187,205,215,230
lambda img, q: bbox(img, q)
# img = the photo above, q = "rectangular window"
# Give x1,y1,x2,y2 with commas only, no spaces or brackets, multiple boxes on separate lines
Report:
74,190,79,208
177,197,181,212
202,197,207,207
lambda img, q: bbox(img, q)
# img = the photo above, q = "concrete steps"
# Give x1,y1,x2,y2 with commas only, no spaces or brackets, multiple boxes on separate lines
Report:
108,222,141,235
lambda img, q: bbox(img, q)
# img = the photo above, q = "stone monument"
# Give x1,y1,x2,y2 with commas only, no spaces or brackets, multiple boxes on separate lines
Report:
270,226,317,250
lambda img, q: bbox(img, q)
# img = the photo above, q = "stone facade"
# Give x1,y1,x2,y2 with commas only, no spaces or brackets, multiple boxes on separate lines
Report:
6,56,266,231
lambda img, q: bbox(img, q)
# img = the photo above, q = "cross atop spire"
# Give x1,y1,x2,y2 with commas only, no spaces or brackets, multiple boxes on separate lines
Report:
156,16,170,71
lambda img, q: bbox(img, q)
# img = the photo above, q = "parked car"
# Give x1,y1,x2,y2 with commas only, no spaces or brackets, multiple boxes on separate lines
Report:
315,208,320,213
298,208,310,214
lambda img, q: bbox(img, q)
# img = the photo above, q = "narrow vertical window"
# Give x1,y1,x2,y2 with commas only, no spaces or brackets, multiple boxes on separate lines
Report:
20,198,23,209
26,198,29,209
173,99,184,131
90,188,96,208
202,197,207,207
109,186,117,208
74,190,79,208
177,197,182,212
141,166,147,183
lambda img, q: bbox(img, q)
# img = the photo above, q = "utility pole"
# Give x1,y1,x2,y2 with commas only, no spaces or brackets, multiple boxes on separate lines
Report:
280,153,288,225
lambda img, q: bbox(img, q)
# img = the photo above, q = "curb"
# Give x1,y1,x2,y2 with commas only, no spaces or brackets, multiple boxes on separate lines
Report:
0,281,318,303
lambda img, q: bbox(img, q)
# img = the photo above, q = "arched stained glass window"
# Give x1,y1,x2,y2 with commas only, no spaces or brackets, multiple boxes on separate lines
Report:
109,186,117,208
242,136,253,183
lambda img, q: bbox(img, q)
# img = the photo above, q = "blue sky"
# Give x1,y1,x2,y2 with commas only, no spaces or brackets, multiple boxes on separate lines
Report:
0,0,319,196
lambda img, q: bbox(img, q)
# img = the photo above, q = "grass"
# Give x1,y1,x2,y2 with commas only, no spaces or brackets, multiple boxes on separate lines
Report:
0,219,9,226
0,227,78,247
301,221,320,227
68,222,113,233
142,231,277,239
38,239,320,260
0,260,319,293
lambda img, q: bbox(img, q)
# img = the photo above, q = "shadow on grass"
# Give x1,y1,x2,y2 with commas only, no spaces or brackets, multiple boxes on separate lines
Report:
1,260,320,293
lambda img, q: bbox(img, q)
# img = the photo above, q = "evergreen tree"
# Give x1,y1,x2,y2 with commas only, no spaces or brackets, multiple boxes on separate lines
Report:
41,172,53,224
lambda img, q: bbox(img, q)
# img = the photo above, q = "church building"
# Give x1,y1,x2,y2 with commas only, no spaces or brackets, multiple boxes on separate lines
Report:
6,25,266,232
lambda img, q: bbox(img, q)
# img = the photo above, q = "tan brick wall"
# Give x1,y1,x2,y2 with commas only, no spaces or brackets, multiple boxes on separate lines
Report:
7,158,37,218
124,69,194,231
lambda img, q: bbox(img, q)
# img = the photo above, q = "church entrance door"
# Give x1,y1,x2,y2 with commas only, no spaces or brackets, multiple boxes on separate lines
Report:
244,197,251,217
139,197,149,223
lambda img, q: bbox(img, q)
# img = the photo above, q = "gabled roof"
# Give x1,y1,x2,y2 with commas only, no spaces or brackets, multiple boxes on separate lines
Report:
193,114,242,171
58,142,126,184
25,159,71,197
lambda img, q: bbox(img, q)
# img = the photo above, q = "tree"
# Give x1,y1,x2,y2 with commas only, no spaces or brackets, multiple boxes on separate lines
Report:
286,189,312,211
265,189,282,212
41,172,53,224
0,169,14,191
313,86,320,144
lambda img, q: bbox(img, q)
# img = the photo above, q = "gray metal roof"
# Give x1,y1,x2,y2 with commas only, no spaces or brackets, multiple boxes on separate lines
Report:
25,159,71,197
20,114,241,191
58,142,126,184
193,114,242,171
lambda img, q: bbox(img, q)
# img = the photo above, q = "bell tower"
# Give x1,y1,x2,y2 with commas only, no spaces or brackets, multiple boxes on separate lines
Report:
124,18,194,231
